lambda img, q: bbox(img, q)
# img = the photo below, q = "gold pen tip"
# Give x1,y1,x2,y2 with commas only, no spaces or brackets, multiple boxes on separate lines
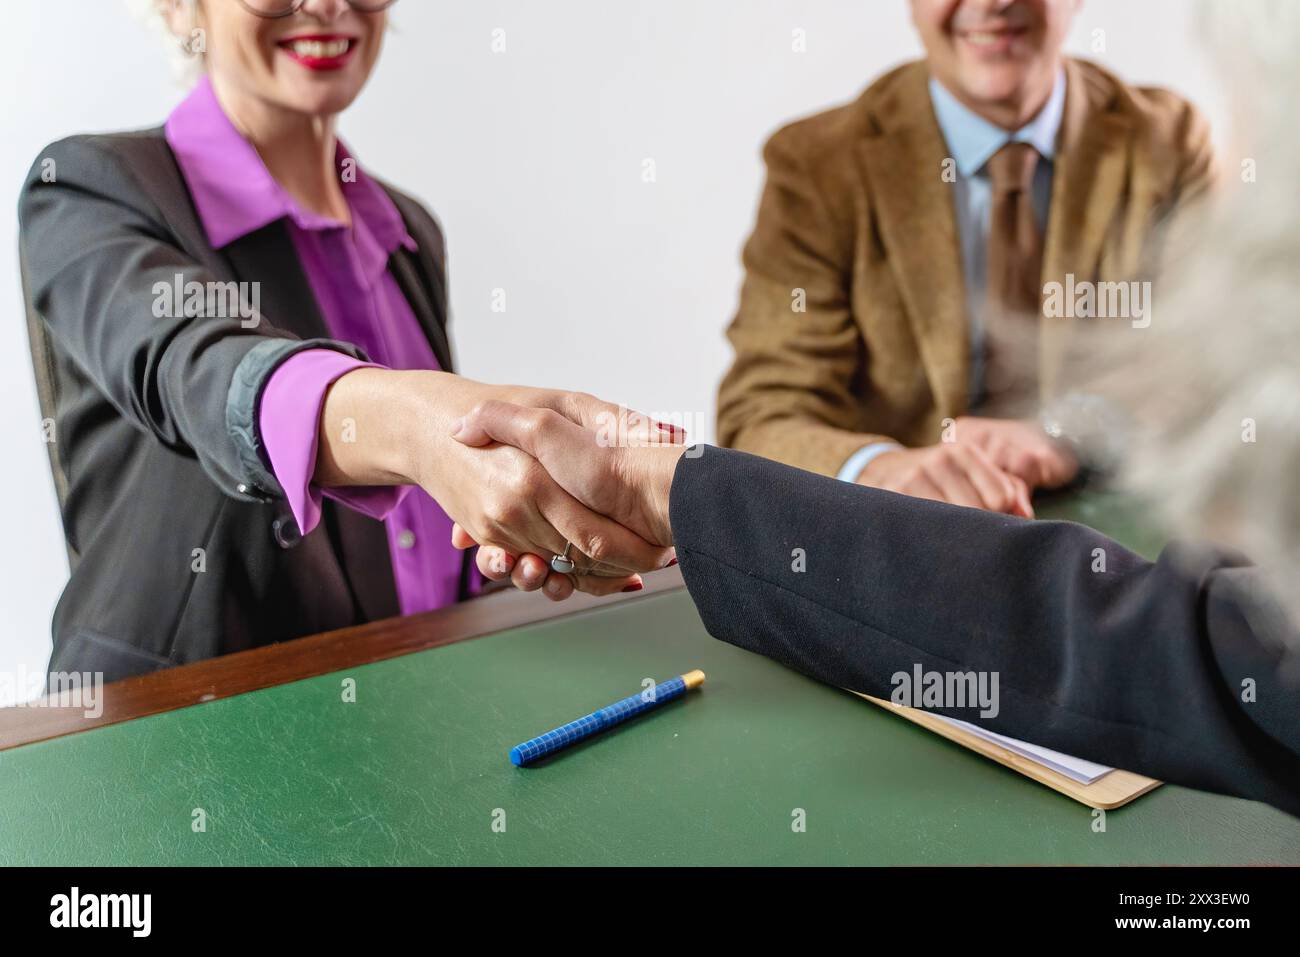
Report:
682,669,706,690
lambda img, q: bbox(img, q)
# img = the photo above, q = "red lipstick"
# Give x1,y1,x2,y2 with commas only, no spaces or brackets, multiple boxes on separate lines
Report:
276,34,358,71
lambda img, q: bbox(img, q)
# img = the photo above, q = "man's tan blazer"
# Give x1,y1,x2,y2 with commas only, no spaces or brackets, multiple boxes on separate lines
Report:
717,57,1214,477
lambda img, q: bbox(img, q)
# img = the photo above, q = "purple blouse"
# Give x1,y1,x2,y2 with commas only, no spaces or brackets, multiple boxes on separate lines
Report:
166,75,468,615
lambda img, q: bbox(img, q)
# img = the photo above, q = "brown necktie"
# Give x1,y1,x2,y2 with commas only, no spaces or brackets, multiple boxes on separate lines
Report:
982,142,1043,413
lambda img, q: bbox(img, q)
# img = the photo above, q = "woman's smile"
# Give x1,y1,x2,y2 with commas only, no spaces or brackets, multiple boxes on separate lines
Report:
276,33,359,71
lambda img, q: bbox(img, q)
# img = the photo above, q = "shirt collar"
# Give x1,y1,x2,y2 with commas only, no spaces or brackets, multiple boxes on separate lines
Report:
928,68,1066,178
164,74,417,255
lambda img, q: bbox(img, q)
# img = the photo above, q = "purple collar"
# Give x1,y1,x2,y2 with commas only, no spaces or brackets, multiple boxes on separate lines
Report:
165,75,416,256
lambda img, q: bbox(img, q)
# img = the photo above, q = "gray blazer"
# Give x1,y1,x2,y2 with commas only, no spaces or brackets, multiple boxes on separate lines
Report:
19,129,468,683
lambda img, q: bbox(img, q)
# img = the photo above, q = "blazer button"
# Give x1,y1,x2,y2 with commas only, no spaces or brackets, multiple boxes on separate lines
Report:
237,482,272,504
272,516,302,549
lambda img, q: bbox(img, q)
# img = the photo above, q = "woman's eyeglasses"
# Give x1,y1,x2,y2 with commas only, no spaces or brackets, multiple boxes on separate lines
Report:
235,0,399,18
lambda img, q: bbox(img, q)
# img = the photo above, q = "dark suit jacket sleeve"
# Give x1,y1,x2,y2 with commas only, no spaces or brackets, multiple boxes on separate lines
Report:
18,135,367,503
670,446,1300,816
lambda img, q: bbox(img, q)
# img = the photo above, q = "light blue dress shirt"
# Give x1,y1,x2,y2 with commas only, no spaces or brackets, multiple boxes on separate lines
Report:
837,70,1068,483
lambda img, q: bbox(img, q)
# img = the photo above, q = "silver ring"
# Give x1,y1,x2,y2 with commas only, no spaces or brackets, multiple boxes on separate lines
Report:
550,542,577,575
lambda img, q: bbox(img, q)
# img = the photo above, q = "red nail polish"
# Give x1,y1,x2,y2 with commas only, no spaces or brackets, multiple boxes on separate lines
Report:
666,558,678,567
621,582,644,592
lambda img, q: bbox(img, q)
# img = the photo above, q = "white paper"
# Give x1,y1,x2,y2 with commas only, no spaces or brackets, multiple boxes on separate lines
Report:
932,715,1113,785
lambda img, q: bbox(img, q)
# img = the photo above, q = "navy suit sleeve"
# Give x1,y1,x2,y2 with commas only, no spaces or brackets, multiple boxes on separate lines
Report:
670,446,1300,816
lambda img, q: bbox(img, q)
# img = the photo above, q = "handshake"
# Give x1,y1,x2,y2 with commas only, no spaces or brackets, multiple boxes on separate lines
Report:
440,389,690,602
440,398,1079,604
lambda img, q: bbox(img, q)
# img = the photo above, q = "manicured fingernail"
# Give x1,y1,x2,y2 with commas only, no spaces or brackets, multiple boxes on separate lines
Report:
621,582,644,592
666,558,678,567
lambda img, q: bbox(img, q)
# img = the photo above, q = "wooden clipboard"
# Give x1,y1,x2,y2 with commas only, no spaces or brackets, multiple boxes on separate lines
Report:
854,693,1161,810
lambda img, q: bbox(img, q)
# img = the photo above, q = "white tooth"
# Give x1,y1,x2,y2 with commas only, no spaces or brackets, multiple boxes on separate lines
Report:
291,39,349,57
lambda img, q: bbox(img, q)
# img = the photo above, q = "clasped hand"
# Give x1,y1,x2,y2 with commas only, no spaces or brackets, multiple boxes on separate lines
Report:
315,369,681,603
440,394,685,602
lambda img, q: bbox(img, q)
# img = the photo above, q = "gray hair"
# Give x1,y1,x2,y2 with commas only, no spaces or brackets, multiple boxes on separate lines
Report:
1101,0,1300,620
125,0,204,85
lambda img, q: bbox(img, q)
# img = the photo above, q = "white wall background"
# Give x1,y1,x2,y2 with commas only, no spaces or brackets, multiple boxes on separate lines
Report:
1,0,1227,695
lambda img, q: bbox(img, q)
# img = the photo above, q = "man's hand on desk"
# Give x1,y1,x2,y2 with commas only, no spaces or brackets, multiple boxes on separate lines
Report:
948,416,1079,490
855,417,1079,517
856,442,1036,518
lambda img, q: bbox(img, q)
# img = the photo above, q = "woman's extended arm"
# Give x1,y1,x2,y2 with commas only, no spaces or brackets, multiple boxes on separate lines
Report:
19,137,668,588
314,367,672,587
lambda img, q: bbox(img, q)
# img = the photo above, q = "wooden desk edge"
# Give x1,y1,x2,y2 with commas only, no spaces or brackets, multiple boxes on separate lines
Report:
0,567,688,753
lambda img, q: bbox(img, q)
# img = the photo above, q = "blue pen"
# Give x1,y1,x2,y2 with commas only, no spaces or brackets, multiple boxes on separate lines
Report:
509,670,706,766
